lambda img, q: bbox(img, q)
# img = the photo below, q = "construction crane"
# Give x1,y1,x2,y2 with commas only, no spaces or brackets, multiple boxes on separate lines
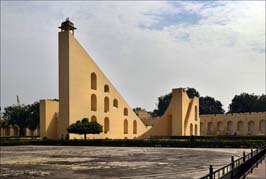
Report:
16,95,21,106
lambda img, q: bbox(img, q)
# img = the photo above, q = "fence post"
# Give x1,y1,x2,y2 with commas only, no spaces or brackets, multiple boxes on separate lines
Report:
243,152,246,162
250,149,254,173
209,165,213,179
251,149,253,157
231,156,234,179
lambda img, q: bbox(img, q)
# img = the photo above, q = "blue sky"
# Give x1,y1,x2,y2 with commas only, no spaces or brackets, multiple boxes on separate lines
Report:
142,1,224,28
1,1,265,112
143,11,201,30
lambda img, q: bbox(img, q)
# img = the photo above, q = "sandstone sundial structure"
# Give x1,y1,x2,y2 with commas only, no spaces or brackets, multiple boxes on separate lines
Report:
40,18,200,139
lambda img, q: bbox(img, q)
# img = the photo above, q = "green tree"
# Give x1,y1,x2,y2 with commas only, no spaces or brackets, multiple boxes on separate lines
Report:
152,92,172,117
67,118,103,139
228,93,265,113
3,102,40,136
3,105,28,136
89,120,103,134
186,87,200,98
26,102,40,132
199,96,225,114
254,94,266,112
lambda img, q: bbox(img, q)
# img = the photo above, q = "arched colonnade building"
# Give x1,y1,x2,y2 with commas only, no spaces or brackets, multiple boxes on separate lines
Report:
200,112,266,136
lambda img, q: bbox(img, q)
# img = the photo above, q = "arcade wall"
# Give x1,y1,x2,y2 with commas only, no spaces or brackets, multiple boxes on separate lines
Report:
200,112,266,136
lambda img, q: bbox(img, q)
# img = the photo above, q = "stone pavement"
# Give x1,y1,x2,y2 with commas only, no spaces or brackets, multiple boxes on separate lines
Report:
0,146,250,179
247,159,266,179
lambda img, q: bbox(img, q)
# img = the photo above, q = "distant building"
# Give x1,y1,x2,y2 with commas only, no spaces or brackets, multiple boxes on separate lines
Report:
0,106,39,137
140,111,266,136
134,108,152,121
0,122,39,137
200,112,266,136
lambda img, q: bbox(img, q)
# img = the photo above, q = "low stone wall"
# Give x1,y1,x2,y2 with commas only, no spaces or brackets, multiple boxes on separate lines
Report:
200,112,266,136
0,127,40,137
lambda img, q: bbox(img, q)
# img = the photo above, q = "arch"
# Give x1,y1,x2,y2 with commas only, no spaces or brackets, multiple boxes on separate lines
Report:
190,123,193,135
13,127,19,136
217,121,224,132
195,106,198,121
124,108,128,116
200,122,203,133
91,115,97,122
91,94,97,111
104,117,110,133
207,122,214,133
227,121,233,132
113,99,118,108
37,128,40,136
248,120,255,133
0,128,3,137
195,124,198,136
4,127,10,136
259,120,266,132
237,121,244,131
104,84,109,93
104,97,109,113
124,119,128,134
133,120,137,134
91,72,97,90
30,130,34,136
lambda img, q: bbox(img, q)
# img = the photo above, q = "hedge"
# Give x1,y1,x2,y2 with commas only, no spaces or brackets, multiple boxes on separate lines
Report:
1,138,265,148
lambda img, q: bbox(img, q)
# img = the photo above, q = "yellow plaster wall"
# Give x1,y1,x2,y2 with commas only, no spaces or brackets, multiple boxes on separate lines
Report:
58,31,149,139
40,100,59,139
58,32,70,138
183,97,200,136
200,112,266,136
141,88,200,138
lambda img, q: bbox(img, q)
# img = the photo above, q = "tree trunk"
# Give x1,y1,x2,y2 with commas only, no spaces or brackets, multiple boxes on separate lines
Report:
84,134,87,140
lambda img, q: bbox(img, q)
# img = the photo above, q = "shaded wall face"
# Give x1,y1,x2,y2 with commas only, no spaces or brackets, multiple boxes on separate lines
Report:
58,31,148,139
4,128,10,136
200,112,266,136
58,32,70,139
40,100,59,139
13,127,19,136
183,96,200,136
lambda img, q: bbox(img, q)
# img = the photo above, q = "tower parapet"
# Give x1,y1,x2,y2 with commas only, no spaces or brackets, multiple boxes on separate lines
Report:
59,18,76,35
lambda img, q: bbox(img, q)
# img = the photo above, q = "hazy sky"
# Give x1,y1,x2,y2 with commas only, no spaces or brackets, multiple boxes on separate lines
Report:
1,1,265,112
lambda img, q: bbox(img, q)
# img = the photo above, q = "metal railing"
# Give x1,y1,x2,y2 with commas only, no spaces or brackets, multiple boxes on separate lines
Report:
199,143,266,179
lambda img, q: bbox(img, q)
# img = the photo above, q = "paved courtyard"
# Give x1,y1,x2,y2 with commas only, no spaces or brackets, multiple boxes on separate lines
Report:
0,146,250,179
